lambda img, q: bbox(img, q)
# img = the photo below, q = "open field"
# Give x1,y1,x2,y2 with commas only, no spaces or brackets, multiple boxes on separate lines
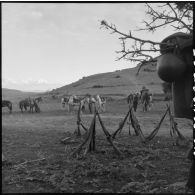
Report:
2,98,193,193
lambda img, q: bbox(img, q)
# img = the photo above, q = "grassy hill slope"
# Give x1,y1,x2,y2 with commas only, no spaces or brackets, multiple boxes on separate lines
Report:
2,64,164,101
2,88,38,103
50,64,163,97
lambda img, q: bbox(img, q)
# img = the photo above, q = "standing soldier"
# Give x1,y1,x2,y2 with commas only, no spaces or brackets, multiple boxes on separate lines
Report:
133,93,139,112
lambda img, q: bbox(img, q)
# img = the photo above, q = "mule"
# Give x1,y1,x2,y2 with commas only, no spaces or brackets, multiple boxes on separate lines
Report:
2,100,12,113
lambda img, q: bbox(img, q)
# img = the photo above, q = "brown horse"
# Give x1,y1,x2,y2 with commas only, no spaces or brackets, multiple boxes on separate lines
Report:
19,98,40,113
19,99,30,112
34,97,42,104
2,100,12,113
29,98,40,113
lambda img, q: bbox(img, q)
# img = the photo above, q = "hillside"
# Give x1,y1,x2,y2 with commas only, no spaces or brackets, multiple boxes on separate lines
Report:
2,64,164,101
50,63,164,97
2,88,38,103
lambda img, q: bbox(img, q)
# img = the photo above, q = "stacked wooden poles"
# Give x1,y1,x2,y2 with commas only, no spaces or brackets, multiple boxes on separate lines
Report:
71,109,121,157
112,108,131,139
71,110,97,157
83,110,97,155
97,112,122,155
128,109,131,136
144,106,169,141
166,104,187,146
129,107,146,142
74,103,88,137
71,102,187,158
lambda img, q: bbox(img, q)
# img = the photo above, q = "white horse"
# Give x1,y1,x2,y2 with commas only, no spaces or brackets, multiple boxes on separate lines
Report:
61,97,69,108
67,95,86,113
95,95,106,112
85,95,106,113
68,95,77,112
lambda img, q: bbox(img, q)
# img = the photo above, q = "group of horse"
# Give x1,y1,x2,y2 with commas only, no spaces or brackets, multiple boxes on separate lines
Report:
2,90,152,114
61,94,106,113
19,97,42,113
127,88,153,112
2,97,42,114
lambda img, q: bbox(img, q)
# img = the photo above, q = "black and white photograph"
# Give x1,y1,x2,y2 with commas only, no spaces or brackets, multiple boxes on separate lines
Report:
2,1,194,193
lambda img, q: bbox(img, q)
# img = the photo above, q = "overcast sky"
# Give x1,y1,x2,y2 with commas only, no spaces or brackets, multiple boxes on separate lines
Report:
2,3,176,92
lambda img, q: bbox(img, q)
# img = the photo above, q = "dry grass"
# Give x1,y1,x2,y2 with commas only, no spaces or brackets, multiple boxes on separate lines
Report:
2,98,193,193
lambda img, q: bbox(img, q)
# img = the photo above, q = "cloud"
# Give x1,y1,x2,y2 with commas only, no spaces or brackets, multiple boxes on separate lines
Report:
37,79,48,84
2,77,18,84
3,77,57,86
2,77,62,92
31,11,43,19
20,78,49,85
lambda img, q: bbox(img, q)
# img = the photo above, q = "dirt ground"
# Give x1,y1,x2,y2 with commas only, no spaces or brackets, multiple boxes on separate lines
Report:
2,98,193,193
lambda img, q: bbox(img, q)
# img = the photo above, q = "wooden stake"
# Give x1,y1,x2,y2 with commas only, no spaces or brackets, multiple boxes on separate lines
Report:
129,108,146,142
167,105,186,140
74,103,82,136
80,122,88,132
70,112,96,157
97,111,122,156
92,112,96,151
84,112,97,155
112,109,131,139
128,112,131,136
145,106,169,141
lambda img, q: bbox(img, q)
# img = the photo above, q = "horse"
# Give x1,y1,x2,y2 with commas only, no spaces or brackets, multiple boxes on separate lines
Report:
95,95,106,112
19,98,40,113
34,97,42,104
127,93,134,105
83,94,106,113
61,97,69,108
2,100,12,113
67,95,83,112
19,99,30,112
29,98,40,113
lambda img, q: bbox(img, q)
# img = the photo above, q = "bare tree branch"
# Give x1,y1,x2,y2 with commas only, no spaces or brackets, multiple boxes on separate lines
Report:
100,2,193,73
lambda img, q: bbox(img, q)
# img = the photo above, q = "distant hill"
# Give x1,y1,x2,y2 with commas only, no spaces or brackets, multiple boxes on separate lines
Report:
48,63,164,98
2,64,164,101
2,88,38,103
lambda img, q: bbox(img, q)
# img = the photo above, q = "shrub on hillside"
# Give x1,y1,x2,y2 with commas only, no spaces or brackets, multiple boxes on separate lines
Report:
143,68,155,72
92,85,104,88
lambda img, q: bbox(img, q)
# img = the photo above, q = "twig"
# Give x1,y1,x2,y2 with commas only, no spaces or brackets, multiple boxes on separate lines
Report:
13,158,46,168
